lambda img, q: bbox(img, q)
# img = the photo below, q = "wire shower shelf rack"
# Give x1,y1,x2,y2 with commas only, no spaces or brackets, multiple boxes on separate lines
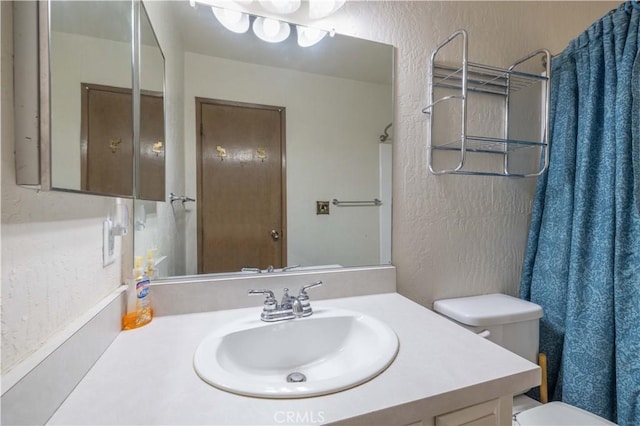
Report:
423,29,551,177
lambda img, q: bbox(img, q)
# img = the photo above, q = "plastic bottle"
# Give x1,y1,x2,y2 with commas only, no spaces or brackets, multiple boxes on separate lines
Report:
124,257,141,319
146,249,156,280
122,256,153,330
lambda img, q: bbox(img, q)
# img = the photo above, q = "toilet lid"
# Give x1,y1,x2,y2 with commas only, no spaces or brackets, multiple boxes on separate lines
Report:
433,294,543,326
514,402,617,426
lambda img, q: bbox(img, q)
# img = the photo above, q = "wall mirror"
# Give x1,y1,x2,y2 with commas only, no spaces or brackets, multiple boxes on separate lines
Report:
134,1,393,279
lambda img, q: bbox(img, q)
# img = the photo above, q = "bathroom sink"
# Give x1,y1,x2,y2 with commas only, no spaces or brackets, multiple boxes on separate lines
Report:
193,307,399,398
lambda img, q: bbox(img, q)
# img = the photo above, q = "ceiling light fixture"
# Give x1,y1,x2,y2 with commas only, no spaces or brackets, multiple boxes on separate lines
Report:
296,25,327,47
211,6,250,33
252,17,290,43
308,0,345,19
258,0,301,15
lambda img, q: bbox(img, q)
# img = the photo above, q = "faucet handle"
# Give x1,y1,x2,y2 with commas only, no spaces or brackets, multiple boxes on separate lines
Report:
299,281,323,298
298,281,322,317
248,288,275,299
248,289,277,311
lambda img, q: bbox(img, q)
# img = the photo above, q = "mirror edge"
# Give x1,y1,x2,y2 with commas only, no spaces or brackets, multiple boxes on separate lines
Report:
135,0,167,202
132,0,141,199
13,1,50,190
151,264,396,285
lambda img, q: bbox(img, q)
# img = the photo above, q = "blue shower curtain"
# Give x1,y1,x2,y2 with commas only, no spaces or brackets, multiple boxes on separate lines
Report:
520,4,640,425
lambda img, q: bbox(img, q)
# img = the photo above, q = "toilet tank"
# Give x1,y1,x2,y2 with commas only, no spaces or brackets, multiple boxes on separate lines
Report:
433,294,543,364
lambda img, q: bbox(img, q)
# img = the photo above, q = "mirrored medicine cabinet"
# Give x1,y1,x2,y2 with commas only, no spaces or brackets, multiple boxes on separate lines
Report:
13,0,165,201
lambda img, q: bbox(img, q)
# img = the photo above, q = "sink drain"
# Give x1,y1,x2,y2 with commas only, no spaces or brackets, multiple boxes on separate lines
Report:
286,372,307,383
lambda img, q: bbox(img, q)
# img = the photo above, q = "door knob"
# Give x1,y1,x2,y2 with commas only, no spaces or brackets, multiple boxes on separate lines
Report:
270,230,280,241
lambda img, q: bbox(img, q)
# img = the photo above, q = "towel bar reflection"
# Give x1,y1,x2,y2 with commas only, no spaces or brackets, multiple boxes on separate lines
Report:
332,198,382,207
169,193,196,205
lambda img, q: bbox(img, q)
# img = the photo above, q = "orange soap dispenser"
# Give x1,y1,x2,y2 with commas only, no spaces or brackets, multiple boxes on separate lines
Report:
122,256,153,330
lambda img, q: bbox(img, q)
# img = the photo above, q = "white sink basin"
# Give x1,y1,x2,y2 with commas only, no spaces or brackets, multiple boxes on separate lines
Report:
193,307,399,398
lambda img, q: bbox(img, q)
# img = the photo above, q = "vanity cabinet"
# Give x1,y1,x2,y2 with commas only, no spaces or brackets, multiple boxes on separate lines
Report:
370,395,512,426
433,396,512,426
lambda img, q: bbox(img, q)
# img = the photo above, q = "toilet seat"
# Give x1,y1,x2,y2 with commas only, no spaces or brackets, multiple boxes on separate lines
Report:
514,402,616,425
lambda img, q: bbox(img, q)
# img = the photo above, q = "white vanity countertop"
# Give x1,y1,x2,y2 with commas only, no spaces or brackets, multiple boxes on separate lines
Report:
48,293,540,425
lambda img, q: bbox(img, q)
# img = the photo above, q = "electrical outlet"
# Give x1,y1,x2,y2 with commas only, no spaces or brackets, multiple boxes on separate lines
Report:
316,201,330,215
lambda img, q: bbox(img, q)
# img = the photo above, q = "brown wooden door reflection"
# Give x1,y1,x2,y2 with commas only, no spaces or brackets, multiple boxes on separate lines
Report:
81,84,133,196
197,98,286,274
138,93,165,201
81,84,164,200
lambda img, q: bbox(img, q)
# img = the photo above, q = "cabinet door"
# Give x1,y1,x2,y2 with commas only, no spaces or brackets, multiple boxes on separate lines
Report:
435,396,511,426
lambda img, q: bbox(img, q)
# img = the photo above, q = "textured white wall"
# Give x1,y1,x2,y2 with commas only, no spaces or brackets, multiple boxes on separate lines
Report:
1,2,128,373
0,1,617,373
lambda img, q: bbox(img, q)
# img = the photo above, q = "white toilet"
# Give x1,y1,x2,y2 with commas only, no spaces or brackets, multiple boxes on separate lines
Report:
433,294,616,426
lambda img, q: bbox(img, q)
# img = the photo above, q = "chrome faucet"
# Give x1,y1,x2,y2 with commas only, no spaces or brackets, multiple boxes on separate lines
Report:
281,288,304,318
248,281,323,322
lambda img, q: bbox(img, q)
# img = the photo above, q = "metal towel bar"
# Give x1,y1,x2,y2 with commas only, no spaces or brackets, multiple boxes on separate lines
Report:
169,193,196,205
332,198,382,207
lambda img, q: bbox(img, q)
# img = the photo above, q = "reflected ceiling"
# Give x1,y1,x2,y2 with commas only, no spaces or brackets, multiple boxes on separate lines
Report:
170,1,392,85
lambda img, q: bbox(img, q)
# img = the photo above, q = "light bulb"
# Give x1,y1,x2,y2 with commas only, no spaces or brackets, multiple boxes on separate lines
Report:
258,0,301,15
296,25,327,47
308,0,345,19
211,6,250,34
252,17,290,43
263,18,280,37
224,9,243,24
304,27,321,39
